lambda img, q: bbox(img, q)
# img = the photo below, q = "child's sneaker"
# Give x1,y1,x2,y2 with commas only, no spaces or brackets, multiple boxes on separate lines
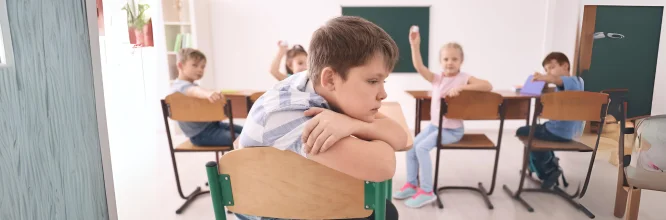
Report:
392,183,417,200
541,168,562,189
404,188,437,208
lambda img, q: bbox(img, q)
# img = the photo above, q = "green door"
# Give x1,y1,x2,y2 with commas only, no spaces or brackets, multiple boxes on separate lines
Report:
582,6,663,118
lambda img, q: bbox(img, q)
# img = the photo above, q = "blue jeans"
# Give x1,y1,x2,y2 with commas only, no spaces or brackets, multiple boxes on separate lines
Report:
406,124,464,193
190,122,243,146
516,124,569,180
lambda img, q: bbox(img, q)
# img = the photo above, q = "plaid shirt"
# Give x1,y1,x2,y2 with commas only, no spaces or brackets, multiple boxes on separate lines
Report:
238,71,329,157
235,72,330,220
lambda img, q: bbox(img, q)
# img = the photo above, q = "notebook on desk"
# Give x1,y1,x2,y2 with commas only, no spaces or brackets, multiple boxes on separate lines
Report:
520,75,547,95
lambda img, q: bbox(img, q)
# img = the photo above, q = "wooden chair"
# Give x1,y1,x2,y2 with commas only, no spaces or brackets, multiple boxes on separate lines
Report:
502,91,609,219
599,90,640,218
621,115,666,220
205,147,390,220
433,91,506,209
160,93,237,214
246,91,265,113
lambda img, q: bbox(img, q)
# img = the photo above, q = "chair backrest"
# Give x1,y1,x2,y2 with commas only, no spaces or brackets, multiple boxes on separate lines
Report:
539,91,609,121
443,91,504,120
163,92,228,122
601,89,628,121
217,147,373,219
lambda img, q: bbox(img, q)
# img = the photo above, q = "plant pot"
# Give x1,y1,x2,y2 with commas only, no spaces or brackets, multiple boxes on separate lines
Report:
143,19,154,47
134,29,145,46
128,27,136,44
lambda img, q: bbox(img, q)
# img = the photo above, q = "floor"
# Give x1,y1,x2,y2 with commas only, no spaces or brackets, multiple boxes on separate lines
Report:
107,116,666,220
100,50,664,220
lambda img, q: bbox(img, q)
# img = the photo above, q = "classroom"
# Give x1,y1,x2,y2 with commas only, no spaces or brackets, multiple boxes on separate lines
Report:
1,0,665,220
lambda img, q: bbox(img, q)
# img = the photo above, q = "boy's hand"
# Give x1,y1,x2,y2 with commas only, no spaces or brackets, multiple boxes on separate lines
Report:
409,26,420,46
446,86,464,97
302,107,361,155
532,72,554,83
207,91,224,103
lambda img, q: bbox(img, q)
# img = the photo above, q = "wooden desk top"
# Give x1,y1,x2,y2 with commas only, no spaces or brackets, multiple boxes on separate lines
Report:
221,90,263,97
405,90,540,100
379,102,413,151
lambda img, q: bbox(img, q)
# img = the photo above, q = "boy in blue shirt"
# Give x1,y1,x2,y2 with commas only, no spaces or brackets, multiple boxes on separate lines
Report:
171,48,243,146
516,52,584,189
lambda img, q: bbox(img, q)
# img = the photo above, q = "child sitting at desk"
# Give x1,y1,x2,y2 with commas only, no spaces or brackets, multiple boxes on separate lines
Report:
269,41,308,81
515,52,584,189
170,48,243,146
237,16,407,220
392,26,492,208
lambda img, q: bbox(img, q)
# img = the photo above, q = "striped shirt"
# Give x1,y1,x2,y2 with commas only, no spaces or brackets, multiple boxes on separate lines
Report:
238,71,329,157
235,71,330,220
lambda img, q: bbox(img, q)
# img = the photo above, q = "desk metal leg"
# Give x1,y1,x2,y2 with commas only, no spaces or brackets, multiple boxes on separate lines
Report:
415,99,421,135
525,99,531,126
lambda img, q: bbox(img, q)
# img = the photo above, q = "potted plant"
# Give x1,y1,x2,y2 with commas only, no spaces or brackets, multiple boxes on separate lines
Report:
122,1,150,46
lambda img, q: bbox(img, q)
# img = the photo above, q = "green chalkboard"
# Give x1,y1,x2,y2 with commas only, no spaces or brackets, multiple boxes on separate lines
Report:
342,7,430,73
582,6,663,118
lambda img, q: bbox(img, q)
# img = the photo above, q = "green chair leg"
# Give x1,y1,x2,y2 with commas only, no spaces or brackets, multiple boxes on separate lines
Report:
387,179,392,199
206,162,227,220
374,181,387,220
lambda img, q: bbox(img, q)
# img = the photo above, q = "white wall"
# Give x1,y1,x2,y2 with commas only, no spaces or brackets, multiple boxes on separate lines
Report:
210,0,551,130
547,0,666,116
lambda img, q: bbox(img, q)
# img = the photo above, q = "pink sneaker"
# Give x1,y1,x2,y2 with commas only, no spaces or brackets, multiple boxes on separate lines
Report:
392,183,417,200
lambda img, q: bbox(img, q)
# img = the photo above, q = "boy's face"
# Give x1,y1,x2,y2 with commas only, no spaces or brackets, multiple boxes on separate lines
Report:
178,59,206,81
440,48,463,75
288,54,308,73
321,53,389,123
543,59,569,77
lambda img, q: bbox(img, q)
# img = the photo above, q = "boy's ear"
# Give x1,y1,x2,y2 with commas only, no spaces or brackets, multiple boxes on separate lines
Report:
320,67,337,90
177,61,183,70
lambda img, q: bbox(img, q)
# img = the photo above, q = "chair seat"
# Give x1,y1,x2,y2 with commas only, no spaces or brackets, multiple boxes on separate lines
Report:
518,136,592,152
626,166,666,192
175,140,232,152
441,134,496,149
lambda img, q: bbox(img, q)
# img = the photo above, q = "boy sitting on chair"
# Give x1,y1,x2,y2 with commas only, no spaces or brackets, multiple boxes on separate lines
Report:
237,16,408,220
516,52,584,189
171,48,243,146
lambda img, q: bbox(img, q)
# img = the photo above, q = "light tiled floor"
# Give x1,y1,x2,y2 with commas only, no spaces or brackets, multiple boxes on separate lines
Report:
101,61,664,220
108,122,665,220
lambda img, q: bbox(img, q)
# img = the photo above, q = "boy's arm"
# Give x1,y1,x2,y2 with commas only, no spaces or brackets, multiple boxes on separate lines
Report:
302,108,408,153
307,137,396,182
354,113,409,151
270,42,288,81
533,72,564,86
183,86,225,103
260,111,396,182
409,29,435,82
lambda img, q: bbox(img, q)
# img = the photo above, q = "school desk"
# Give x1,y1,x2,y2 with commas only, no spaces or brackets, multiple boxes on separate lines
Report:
379,102,414,151
221,90,264,118
405,90,539,135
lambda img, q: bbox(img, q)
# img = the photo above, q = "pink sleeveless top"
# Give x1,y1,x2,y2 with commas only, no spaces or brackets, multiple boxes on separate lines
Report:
430,73,471,128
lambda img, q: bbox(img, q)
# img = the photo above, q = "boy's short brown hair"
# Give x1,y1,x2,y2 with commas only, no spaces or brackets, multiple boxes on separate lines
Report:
542,52,570,70
178,48,206,64
308,16,399,83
